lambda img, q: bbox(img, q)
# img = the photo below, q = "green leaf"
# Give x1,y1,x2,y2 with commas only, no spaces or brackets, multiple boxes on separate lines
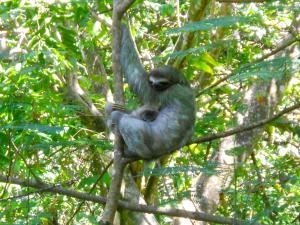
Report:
166,16,250,34
0,124,64,134
159,4,175,17
155,40,232,61
0,154,9,166
57,25,79,55
231,57,295,82
75,212,98,224
200,52,218,66
19,65,40,75
142,163,220,177
78,175,98,188
102,172,111,187
194,61,214,74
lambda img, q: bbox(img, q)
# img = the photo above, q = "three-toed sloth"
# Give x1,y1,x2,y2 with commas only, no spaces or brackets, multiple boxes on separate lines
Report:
106,27,195,160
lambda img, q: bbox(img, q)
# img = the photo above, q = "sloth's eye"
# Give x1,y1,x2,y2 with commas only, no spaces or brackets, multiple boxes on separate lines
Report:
150,81,171,91
159,81,170,86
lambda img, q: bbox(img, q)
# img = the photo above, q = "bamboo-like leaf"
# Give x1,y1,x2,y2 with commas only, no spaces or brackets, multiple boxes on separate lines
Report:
0,124,64,134
231,57,298,82
166,16,250,34
155,40,232,61
141,163,220,177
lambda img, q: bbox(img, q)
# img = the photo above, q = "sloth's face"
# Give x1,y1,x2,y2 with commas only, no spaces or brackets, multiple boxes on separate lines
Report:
148,76,171,92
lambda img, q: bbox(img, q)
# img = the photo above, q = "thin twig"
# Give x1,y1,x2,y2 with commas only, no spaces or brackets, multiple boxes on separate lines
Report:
250,152,277,222
10,138,41,183
66,159,113,225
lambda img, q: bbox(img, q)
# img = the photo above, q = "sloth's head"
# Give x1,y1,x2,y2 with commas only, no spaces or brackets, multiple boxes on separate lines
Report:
148,65,189,92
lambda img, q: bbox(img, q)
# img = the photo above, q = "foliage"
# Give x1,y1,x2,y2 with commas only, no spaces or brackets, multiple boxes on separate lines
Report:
0,0,299,224
166,16,251,34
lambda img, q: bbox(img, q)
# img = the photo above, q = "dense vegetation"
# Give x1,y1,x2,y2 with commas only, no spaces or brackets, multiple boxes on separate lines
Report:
0,0,299,224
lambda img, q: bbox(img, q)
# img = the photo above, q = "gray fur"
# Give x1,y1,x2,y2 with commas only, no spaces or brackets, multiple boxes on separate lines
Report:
107,26,195,160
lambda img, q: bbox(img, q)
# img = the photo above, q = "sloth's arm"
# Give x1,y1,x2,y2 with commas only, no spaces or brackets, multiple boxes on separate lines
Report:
120,25,151,103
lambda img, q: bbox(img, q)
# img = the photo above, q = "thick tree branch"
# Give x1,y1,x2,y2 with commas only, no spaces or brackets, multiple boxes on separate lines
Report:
67,73,106,131
0,174,262,225
116,0,135,17
100,0,136,224
191,101,300,144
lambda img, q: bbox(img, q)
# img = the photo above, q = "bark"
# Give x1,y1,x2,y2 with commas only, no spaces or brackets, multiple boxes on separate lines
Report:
99,1,135,224
120,170,160,225
0,31,8,52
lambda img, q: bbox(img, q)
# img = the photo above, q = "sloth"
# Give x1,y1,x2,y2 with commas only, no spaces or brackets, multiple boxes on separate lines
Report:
106,103,159,123
105,26,196,160
106,66,195,160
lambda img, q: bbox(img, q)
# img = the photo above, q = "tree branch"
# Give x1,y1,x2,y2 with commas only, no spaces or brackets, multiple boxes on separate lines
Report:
9,138,41,183
197,37,299,96
252,38,298,63
250,152,277,222
0,174,262,225
100,0,136,224
191,101,300,144
67,73,106,131
66,159,113,225
116,0,136,17
217,0,267,2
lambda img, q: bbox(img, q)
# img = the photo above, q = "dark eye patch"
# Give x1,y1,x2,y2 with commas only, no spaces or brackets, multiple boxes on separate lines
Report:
159,81,170,86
